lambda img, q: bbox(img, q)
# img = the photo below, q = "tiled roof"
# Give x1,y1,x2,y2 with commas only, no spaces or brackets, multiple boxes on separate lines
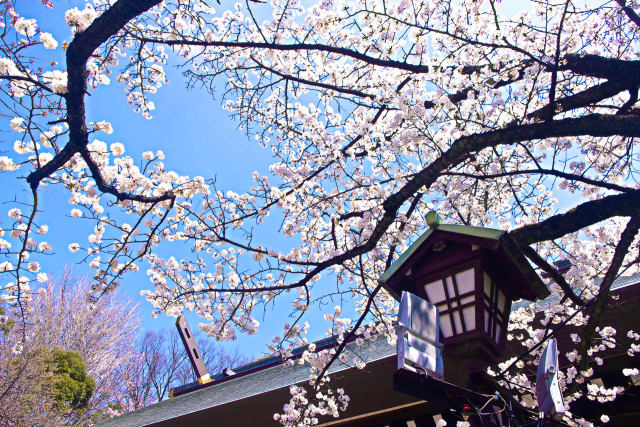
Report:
511,273,640,311
610,272,640,290
99,337,397,426
100,268,639,426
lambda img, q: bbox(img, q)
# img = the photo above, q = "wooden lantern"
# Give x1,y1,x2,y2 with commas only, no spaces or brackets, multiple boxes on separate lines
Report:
380,212,549,383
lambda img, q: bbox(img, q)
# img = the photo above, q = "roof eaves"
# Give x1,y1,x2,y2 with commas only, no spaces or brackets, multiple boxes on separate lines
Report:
500,233,550,300
379,227,434,284
171,335,344,397
379,224,504,286
99,337,398,426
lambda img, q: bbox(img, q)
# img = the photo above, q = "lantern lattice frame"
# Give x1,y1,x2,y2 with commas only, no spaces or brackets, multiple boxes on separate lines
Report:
380,213,548,365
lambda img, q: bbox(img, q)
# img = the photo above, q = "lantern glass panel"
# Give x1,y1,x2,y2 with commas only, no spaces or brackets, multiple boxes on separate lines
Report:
484,309,489,332
497,290,506,315
455,268,475,294
423,267,486,339
462,306,476,330
453,311,463,334
460,295,473,305
441,313,453,338
425,279,446,303
484,272,491,297
446,277,455,298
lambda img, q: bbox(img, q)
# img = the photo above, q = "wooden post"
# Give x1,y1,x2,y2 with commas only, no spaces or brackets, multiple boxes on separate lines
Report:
175,313,211,384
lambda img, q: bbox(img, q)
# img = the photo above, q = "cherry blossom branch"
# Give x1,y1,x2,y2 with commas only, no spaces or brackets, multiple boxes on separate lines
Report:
547,0,571,122
79,149,174,203
521,245,583,306
226,114,640,310
0,75,54,93
423,56,640,122
575,216,640,375
442,168,633,194
13,188,39,332
247,56,375,99
26,0,163,196
180,203,321,266
496,293,594,381
434,55,640,122
206,78,404,229
615,0,640,28
94,198,175,300
312,282,384,391
176,283,306,296
134,37,431,74
384,192,423,269
354,8,549,66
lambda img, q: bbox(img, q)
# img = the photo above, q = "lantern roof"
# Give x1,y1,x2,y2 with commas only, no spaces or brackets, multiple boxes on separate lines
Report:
379,212,549,302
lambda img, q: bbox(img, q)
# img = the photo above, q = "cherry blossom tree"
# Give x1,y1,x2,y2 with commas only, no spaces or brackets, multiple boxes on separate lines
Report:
1,0,640,424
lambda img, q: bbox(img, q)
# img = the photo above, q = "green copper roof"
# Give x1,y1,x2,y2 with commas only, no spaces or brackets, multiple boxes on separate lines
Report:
379,223,505,284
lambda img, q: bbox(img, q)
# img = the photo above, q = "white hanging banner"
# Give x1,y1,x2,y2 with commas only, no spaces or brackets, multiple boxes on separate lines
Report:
396,291,444,379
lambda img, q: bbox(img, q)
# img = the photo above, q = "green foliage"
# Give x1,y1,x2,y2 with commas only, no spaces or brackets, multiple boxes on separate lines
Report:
47,348,96,411
0,306,14,335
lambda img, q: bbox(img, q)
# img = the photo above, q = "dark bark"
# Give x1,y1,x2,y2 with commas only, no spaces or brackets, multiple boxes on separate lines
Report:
615,0,640,28
511,189,640,246
521,246,584,306
26,0,162,192
571,216,640,393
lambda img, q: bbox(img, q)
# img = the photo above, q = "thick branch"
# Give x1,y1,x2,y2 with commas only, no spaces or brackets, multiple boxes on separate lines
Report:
521,246,583,305
560,54,640,81
26,0,162,191
526,76,640,121
576,216,640,377
615,0,640,28
511,189,640,246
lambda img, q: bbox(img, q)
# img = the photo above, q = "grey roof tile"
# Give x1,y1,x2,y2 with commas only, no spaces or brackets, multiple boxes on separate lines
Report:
99,338,397,426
